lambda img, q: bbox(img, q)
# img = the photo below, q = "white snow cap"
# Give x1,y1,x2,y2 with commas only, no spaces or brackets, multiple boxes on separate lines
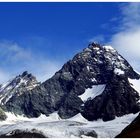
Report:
103,45,114,50
103,45,116,52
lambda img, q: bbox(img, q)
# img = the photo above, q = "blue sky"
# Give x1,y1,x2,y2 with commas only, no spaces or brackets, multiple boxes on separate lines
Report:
0,2,140,83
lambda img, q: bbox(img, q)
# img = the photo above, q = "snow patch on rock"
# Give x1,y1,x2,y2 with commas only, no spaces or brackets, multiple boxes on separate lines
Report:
114,68,125,75
79,85,106,102
128,78,140,95
103,45,116,52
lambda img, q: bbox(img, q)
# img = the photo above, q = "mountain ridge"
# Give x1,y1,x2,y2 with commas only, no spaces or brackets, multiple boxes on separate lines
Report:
0,42,140,122
0,71,40,105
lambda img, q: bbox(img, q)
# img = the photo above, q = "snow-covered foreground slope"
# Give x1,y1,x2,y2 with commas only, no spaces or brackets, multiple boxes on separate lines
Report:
0,112,138,138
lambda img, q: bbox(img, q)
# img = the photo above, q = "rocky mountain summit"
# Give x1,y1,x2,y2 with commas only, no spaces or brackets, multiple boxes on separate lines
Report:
0,71,40,106
1,43,140,121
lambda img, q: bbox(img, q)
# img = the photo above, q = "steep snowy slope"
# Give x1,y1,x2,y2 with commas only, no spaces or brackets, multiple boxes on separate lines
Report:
78,84,106,102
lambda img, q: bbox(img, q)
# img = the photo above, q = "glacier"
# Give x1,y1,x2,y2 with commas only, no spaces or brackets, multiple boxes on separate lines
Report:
0,111,138,138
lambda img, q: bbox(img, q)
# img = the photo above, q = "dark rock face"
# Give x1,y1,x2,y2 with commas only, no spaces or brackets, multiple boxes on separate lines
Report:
83,130,98,138
0,107,7,121
81,75,140,121
116,113,140,138
0,129,46,138
58,94,83,119
2,43,140,121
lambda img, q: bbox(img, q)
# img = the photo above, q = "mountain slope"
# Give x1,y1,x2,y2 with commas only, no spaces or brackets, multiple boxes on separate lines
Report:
116,113,140,138
0,71,40,105
1,43,140,121
0,112,138,138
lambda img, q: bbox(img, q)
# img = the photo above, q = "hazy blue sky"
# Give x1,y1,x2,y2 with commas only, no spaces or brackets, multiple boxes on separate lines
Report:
0,2,140,83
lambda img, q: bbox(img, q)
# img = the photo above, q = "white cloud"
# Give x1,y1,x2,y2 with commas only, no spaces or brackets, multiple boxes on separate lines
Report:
111,28,140,59
119,3,140,29
110,3,140,71
0,40,62,83
26,58,62,82
0,69,11,84
0,40,32,61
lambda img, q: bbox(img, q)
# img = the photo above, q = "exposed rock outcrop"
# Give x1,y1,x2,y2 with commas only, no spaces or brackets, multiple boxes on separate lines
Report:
0,129,46,138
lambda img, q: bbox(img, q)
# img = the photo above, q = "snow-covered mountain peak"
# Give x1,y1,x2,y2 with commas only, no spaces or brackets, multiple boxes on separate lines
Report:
1,42,140,122
0,71,40,105
73,42,139,79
